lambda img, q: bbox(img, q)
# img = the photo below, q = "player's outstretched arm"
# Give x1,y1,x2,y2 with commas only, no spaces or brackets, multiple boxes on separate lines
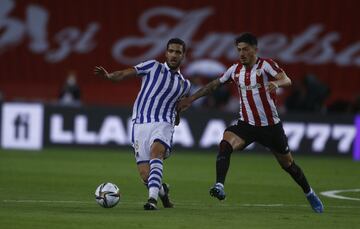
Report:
94,66,137,81
190,78,222,101
177,78,222,112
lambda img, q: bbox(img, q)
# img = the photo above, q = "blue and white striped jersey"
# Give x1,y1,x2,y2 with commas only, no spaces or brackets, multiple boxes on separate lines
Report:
131,60,191,125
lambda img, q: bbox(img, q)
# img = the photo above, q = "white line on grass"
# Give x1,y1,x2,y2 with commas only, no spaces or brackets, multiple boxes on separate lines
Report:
2,199,93,204
320,189,360,201
2,199,360,209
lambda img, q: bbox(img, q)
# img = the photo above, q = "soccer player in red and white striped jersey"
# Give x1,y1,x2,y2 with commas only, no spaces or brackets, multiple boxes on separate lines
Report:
178,33,324,213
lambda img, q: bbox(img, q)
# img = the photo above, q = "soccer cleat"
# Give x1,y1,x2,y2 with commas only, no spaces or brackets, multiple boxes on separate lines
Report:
159,183,174,208
209,183,226,200
306,191,324,213
144,198,158,210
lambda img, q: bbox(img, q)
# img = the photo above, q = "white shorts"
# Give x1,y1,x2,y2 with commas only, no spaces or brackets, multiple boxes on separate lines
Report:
131,122,174,164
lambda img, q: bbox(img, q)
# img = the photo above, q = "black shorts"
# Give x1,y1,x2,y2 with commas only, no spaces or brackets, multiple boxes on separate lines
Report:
225,120,290,154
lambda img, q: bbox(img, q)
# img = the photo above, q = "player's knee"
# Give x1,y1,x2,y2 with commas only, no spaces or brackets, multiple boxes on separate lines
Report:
282,161,299,174
219,140,233,157
139,170,149,182
274,151,293,169
277,156,292,168
150,140,167,159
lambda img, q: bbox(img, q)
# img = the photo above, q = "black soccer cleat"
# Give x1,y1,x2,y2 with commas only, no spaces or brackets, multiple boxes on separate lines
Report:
144,198,158,210
209,184,226,200
159,183,174,208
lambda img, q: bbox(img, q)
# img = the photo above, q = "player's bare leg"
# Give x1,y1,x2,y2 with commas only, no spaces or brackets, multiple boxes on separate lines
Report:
137,163,149,185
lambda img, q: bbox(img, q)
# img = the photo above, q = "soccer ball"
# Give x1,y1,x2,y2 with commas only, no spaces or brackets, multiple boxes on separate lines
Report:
95,182,120,208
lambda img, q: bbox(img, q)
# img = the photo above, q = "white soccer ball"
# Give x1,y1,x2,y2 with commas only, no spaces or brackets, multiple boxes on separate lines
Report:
95,182,120,208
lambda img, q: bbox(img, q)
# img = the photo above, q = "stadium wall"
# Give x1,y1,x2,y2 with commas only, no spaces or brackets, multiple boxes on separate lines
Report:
0,0,359,107
0,102,357,158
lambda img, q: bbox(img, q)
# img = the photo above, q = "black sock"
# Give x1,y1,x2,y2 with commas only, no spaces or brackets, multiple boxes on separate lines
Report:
283,161,311,194
216,140,233,184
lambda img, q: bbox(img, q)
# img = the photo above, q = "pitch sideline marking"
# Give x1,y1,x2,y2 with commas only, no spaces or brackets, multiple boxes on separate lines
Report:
2,199,360,209
320,189,360,201
2,199,92,204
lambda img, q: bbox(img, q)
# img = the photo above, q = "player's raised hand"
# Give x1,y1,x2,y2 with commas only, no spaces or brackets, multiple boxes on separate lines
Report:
94,66,109,79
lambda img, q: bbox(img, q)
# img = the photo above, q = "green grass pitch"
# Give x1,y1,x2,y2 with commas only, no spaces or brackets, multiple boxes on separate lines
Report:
1,148,359,229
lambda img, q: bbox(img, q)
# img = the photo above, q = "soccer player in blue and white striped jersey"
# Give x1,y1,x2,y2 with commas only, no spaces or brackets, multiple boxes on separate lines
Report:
94,38,191,210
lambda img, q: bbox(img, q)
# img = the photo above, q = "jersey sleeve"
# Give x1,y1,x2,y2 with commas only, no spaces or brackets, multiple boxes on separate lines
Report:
134,60,157,76
219,64,236,84
263,59,284,78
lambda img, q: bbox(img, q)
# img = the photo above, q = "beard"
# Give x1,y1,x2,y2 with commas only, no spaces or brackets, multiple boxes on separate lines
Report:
167,60,180,70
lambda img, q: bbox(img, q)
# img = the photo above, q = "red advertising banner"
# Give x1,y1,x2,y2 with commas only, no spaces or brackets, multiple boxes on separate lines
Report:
0,0,359,107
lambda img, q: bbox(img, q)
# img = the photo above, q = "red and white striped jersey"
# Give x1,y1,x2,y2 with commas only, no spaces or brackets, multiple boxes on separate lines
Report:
219,58,284,126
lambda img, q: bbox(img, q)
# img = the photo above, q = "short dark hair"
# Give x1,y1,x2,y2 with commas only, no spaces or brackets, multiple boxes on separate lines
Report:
235,33,258,46
167,38,186,53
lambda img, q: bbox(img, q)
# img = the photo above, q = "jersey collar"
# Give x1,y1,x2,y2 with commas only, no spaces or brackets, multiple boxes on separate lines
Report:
164,62,185,80
164,62,181,74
